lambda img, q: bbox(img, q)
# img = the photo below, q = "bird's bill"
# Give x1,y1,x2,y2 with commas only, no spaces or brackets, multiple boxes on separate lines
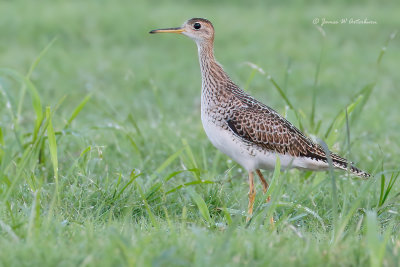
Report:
149,27,184,34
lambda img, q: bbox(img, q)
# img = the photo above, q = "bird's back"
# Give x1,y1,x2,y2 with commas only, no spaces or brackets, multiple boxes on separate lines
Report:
201,73,370,177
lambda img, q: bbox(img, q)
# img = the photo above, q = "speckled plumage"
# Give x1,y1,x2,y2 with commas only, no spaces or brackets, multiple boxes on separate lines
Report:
150,18,370,219
194,22,369,178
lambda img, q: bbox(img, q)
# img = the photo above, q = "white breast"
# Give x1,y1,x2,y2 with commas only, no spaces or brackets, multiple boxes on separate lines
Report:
201,108,329,172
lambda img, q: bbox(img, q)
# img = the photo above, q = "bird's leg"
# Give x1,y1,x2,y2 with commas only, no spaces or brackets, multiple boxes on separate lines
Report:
247,171,256,221
256,169,274,225
256,169,270,202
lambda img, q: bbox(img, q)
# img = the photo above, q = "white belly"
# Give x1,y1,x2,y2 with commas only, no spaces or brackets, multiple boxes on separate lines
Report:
201,111,329,172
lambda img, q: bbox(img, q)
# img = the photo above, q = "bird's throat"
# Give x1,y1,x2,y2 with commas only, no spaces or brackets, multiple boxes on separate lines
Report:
197,43,229,95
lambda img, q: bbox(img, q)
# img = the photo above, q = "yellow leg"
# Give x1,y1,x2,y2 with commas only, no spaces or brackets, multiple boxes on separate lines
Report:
256,170,269,195
256,169,271,202
247,171,256,221
256,169,274,225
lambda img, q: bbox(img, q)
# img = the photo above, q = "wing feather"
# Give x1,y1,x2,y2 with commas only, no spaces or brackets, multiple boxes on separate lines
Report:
227,107,315,157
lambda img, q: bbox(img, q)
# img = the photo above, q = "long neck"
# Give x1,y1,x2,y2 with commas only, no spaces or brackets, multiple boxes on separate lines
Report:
197,41,229,93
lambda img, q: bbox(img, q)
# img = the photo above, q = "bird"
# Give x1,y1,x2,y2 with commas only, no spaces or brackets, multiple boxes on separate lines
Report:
149,18,370,219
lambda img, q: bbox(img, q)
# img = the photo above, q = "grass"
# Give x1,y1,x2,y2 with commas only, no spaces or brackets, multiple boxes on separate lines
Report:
1,0,400,266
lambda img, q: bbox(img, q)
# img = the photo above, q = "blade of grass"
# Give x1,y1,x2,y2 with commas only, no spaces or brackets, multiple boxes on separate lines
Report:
114,169,142,201
25,38,57,142
345,107,351,162
318,139,338,239
25,77,43,141
244,68,257,91
3,105,52,202
149,146,185,182
247,157,281,227
166,180,214,195
125,133,141,157
222,206,233,225
64,94,92,129
378,167,385,207
282,58,292,92
46,107,59,199
276,201,326,231
378,171,400,208
311,27,326,130
182,139,200,181
349,82,375,127
187,188,214,226
127,114,143,138
333,178,374,245
0,69,44,141
0,78,23,150
263,157,282,227
145,169,199,201
26,37,57,79
135,181,159,228
324,93,363,145
377,31,397,67
16,83,27,126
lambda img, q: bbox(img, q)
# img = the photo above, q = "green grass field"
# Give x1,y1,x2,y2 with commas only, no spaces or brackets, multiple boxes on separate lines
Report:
1,0,400,266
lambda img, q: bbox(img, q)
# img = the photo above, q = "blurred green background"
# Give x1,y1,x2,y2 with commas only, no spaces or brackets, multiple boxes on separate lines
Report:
0,0,399,266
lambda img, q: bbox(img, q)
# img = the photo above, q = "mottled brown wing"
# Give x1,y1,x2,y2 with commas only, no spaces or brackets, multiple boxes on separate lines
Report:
226,107,328,160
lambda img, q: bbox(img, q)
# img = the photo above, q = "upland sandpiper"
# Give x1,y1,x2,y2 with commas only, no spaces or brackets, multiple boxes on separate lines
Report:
150,18,370,219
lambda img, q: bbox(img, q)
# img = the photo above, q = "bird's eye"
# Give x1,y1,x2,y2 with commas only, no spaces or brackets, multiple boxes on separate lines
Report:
193,23,201,30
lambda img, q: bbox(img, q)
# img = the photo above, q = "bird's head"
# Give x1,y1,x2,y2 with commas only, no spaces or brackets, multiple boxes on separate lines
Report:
150,18,214,45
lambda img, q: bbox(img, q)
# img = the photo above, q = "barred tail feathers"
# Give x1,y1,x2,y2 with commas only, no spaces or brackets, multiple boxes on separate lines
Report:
330,153,370,178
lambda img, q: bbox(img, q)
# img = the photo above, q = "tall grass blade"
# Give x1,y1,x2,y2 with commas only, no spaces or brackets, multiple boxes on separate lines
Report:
311,29,325,129
318,139,338,238
64,94,92,129
127,114,143,137
345,107,351,172
378,167,385,207
26,37,57,79
267,156,281,199
377,31,397,67
349,83,375,127
187,188,214,226
3,106,51,201
25,78,43,141
263,156,282,226
0,69,43,141
46,107,59,198
182,139,200,180
244,68,257,91
282,58,292,92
